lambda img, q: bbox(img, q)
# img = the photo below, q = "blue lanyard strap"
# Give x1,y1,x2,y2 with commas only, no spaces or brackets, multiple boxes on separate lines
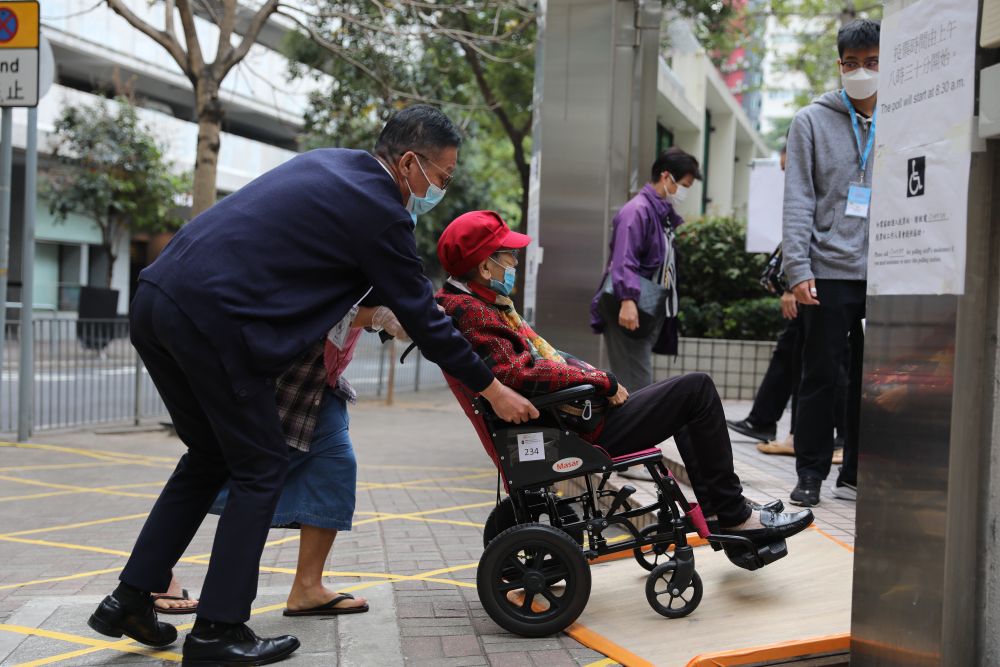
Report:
840,89,877,176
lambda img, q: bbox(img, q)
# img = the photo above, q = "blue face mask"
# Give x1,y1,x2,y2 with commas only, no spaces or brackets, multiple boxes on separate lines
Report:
488,256,517,296
405,157,446,223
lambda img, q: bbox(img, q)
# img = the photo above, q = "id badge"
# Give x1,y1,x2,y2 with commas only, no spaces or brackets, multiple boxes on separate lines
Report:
845,182,872,218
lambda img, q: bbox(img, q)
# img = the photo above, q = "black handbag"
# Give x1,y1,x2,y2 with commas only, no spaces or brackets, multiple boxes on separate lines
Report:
759,243,789,296
597,272,667,340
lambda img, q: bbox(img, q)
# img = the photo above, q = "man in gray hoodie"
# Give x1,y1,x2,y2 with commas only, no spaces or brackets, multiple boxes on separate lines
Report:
782,18,880,507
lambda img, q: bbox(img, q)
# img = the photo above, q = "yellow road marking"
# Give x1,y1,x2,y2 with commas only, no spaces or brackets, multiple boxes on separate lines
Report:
0,536,132,557
583,659,620,667
7,562,481,666
356,471,495,490
0,462,140,474
0,490,80,503
386,484,495,495
0,624,183,666
1,513,150,538
0,475,160,500
359,463,491,473
0,567,124,591
0,442,175,466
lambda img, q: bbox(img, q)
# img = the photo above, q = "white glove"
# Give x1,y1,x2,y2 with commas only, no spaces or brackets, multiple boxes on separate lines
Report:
371,306,410,342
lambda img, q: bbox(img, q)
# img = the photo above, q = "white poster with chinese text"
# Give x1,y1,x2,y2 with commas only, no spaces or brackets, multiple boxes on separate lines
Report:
867,0,977,295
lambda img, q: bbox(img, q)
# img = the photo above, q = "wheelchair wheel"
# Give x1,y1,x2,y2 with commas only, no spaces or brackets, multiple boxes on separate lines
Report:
633,524,676,572
484,498,583,548
477,523,591,637
645,561,703,619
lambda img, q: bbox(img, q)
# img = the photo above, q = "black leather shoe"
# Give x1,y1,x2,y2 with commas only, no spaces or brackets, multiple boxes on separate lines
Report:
720,507,814,544
182,624,299,666
88,593,177,648
726,418,776,442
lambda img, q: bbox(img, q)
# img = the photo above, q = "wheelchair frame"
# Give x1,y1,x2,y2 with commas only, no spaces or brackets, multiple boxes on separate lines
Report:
447,379,789,637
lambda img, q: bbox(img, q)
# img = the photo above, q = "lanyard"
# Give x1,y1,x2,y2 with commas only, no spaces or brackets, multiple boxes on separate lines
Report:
840,90,876,178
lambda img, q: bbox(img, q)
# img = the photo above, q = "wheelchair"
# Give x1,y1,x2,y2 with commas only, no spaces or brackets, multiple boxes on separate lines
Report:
444,376,791,638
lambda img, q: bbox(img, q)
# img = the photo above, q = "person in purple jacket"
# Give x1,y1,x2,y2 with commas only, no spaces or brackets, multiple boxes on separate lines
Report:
590,148,702,391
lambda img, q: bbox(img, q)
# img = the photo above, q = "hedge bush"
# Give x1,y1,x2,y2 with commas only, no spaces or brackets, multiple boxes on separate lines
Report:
674,216,785,341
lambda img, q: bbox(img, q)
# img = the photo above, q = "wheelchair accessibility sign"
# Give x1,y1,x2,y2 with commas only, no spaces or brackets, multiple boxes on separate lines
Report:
907,156,925,197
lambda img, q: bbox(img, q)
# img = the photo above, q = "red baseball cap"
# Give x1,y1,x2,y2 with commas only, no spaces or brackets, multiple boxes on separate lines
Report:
437,210,531,276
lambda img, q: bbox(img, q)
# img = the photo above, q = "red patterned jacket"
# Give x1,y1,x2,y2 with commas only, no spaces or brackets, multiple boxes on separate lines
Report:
435,282,618,401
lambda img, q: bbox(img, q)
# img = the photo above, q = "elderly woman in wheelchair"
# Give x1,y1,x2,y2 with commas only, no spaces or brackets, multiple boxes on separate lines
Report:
429,211,814,637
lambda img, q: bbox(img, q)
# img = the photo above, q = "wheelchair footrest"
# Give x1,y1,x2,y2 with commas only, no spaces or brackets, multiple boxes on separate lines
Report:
721,538,788,571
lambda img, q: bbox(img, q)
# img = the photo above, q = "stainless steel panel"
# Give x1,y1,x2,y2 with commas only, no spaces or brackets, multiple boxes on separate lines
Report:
852,295,956,667
851,134,998,667
528,0,662,365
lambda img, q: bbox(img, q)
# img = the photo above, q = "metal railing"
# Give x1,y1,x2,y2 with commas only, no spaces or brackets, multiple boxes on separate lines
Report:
0,319,774,434
0,318,447,435
654,336,775,401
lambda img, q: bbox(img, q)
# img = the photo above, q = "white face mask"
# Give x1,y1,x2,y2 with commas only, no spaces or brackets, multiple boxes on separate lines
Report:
841,68,879,101
666,174,689,205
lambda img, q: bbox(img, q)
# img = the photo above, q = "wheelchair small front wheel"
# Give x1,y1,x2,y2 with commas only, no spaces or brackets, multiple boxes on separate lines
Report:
477,522,591,637
633,524,675,572
645,561,703,618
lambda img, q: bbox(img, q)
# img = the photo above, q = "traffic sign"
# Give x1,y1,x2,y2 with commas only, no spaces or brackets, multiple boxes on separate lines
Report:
0,1,39,107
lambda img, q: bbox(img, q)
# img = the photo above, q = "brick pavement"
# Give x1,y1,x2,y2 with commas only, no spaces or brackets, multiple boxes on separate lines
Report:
0,389,611,667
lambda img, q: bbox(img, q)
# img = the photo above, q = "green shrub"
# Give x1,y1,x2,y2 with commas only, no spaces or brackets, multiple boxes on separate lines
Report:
674,217,784,341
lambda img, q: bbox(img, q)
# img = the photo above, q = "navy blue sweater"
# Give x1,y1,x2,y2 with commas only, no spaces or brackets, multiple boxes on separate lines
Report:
140,148,494,400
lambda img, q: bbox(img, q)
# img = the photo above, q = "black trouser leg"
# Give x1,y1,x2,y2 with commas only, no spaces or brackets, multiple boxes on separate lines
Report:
748,317,802,428
598,373,748,525
120,283,289,623
793,280,866,481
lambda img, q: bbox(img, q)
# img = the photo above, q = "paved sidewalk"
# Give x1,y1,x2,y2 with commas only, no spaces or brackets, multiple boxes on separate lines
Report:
0,389,608,667
0,389,855,667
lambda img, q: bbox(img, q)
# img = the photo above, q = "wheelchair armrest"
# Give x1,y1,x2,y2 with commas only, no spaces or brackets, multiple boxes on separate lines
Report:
529,384,598,409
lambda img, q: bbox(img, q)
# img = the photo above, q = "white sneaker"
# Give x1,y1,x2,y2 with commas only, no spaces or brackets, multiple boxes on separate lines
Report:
832,481,857,501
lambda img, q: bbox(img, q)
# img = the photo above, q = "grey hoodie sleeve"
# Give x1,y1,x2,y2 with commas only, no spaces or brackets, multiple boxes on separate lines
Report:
782,111,816,288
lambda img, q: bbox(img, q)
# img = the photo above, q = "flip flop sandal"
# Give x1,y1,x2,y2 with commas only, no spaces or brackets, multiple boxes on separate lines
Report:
151,588,199,615
282,593,370,617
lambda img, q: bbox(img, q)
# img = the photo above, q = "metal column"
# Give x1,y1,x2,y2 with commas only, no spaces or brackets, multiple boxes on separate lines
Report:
850,75,1000,667
525,0,662,364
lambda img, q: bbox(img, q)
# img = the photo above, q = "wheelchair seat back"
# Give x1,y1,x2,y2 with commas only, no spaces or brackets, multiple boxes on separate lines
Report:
443,373,617,492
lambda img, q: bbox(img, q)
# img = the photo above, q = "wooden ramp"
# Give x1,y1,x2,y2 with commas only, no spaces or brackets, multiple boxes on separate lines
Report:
566,527,853,667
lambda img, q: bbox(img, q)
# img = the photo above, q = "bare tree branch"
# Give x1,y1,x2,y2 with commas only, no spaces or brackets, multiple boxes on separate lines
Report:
274,7,493,112
164,0,177,41
105,0,189,74
174,0,206,78
220,0,280,77
215,0,238,65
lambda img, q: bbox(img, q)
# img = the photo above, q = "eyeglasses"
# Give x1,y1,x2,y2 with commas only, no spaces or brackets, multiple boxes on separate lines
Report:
415,152,455,189
841,58,880,72
491,250,519,267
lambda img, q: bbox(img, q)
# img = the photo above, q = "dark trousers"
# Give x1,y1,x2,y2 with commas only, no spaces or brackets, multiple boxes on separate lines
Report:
598,373,748,525
748,317,803,430
602,320,657,391
794,279,864,483
120,283,289,623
